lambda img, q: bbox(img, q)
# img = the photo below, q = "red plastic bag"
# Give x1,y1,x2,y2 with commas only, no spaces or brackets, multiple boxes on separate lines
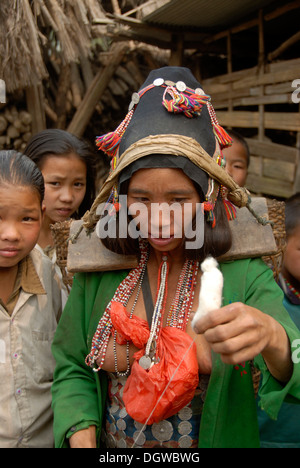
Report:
123,327,199,425
110,301,149,348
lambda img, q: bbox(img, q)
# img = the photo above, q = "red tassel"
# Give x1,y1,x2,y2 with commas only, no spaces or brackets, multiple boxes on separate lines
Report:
213,124,232,149
96,109,134,159
96,132,122,158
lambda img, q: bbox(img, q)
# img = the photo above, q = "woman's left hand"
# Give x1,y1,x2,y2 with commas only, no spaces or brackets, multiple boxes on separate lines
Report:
192,302,292,382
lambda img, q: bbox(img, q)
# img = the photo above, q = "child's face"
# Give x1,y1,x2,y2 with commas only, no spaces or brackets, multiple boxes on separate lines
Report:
223,139,248,187
283,224,300,286
0,185,43,269
40,153,87,223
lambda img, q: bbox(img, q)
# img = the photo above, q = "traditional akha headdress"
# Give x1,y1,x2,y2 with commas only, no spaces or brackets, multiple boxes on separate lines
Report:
80,66,260,236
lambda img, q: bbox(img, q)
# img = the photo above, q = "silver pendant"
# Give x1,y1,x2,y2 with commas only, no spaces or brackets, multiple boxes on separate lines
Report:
178,406,193,421
179,434,192,448
152,420,173,442
139,355,152,370
178,420,192,436
116,418,126,431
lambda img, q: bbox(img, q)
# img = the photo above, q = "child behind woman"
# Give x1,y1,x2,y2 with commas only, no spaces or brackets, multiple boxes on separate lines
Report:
258,193,300,447
0,150,62,448
25,129,98,255
25,129,98,302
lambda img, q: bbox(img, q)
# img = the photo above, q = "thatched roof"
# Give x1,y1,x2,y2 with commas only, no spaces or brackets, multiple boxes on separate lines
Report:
0,0,108,93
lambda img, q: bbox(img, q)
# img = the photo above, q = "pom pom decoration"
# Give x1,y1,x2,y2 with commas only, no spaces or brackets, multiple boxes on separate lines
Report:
96,109,135,166
162,86,210,118
191,256,223,329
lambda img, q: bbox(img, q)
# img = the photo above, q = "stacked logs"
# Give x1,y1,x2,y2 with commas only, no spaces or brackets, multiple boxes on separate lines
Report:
0,105,32,152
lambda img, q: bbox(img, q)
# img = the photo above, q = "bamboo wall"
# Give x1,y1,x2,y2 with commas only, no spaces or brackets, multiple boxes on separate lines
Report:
202,57,300,198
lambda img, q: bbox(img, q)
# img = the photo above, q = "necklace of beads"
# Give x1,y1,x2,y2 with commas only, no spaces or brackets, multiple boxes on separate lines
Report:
283,276,300,299
85,240,149,371
86,240,199,372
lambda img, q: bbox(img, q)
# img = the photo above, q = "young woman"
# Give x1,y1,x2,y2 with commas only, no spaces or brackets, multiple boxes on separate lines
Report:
25,129,97,253
0,150,61,447
25,129,98,303
51,67,300,448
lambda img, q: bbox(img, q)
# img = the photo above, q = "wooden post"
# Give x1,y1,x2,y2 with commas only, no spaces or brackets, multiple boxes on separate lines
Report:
258,9,265,142
169,34,184,66
227,31,233,119
67,43,128,137
111,0,121,15
25,84,46,134
257,9,265,194
55,63,70,129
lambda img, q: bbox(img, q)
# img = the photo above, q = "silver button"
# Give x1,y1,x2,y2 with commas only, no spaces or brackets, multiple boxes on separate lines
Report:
134,420,145,431
109,403,119,414
179,434,193,448
178,406,193,420
176,81,186,92
131,92,140,104
153,78,164,86
165,80,175,86
116,418,126,431
119,407,127,418
152,420,173,442
133,430,146,446
195,87,205,95
178,420,192,435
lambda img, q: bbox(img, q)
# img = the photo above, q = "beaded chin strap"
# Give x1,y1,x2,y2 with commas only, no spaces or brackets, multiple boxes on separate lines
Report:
96,77,234,227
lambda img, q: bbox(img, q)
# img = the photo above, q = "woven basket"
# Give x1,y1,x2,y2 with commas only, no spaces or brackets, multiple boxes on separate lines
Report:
50,219,73,291
262,199,286,282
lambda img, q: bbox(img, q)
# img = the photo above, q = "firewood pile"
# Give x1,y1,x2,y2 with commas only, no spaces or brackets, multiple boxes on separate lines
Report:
0,0,169,143
0,106,32,152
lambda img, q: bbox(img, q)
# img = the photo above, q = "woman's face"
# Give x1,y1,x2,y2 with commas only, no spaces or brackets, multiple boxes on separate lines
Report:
127,167,201,253
40,152,87,223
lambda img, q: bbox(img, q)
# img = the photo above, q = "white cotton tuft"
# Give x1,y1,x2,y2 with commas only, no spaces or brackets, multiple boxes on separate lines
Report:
191,256,223,330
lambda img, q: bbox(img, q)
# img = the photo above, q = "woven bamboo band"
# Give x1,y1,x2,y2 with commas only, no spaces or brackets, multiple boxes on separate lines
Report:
80,134,250,234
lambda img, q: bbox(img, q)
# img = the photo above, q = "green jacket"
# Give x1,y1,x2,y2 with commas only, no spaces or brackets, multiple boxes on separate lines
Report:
51,258,300,448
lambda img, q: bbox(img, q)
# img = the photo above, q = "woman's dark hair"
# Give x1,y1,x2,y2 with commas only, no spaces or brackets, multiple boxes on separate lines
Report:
24,129,97,218
0,150,44,205
100,177,232,262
